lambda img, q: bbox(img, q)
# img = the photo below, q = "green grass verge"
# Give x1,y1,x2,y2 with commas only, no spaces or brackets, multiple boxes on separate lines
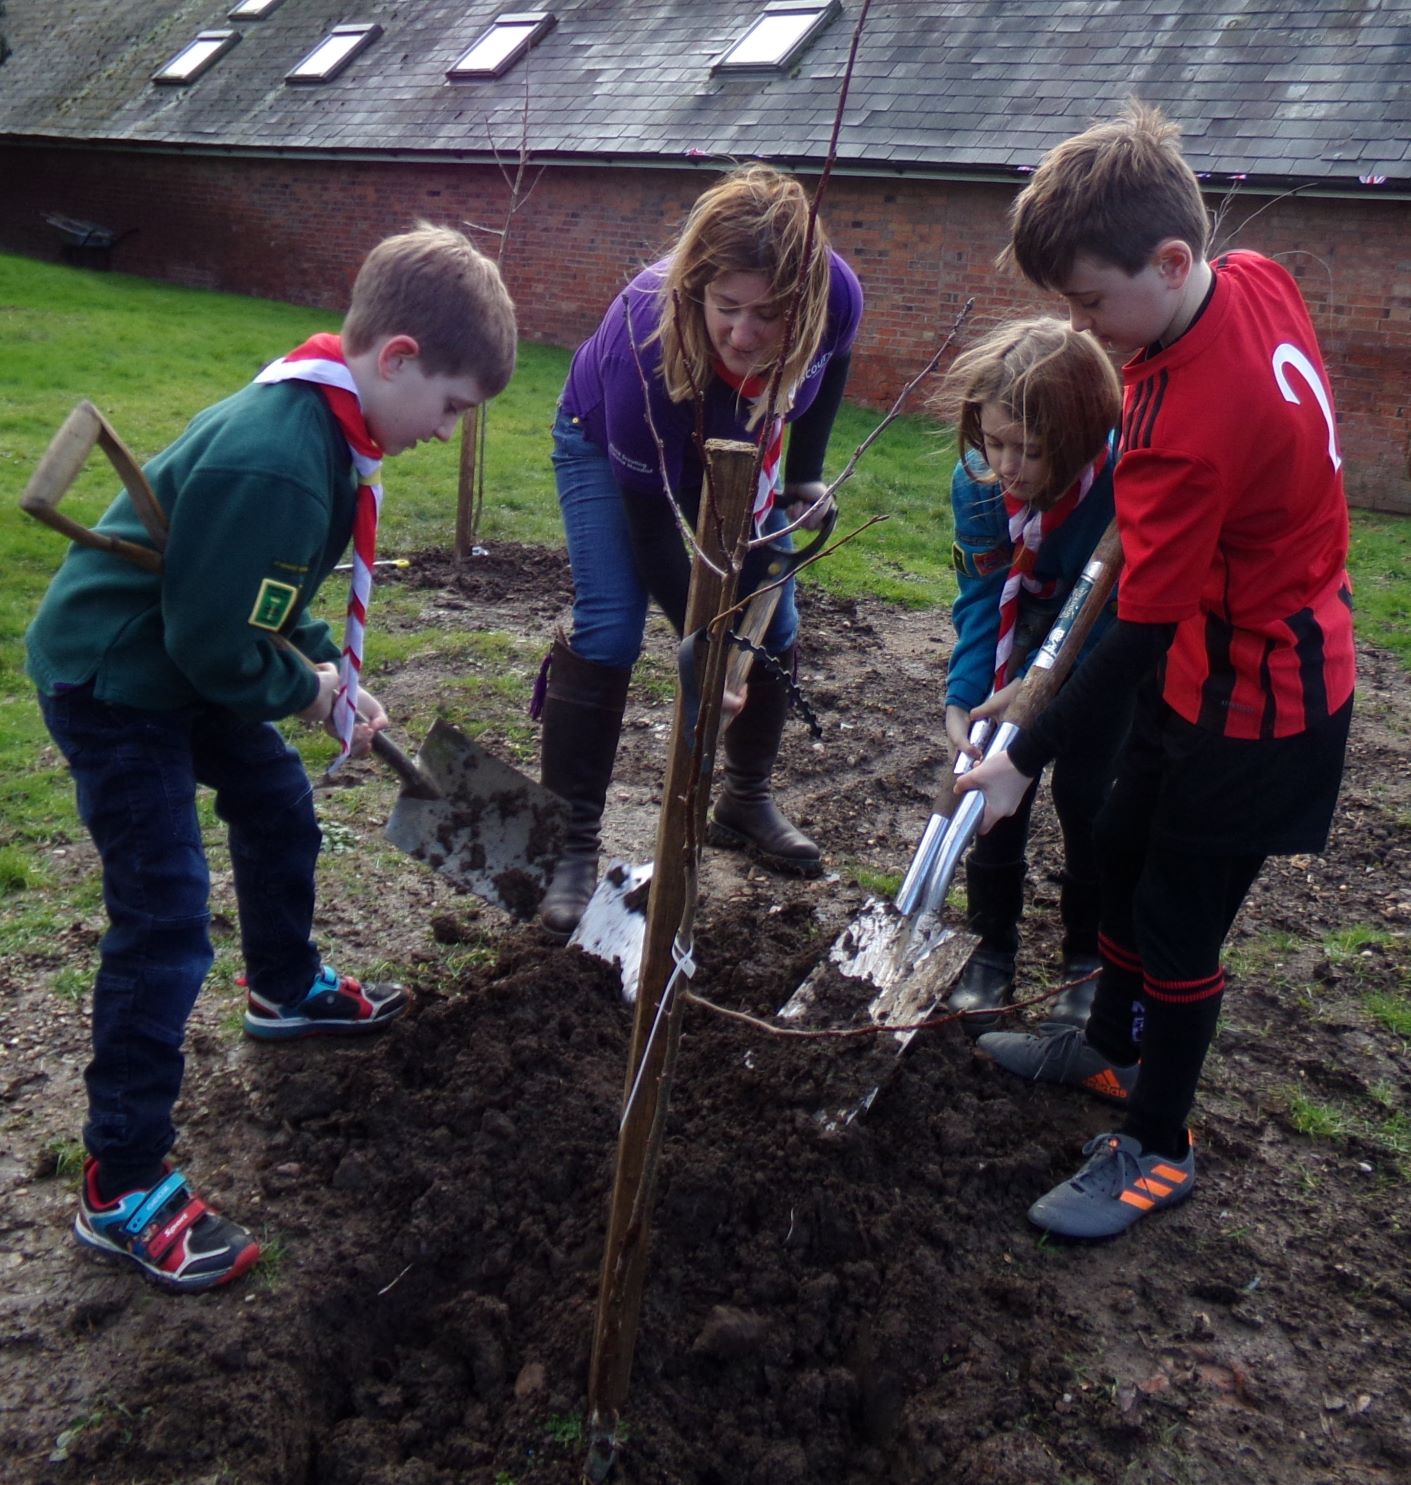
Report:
2,252,1408,984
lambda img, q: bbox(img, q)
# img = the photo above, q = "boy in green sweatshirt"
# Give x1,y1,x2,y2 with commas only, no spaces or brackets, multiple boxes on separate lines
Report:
27,223,516,1291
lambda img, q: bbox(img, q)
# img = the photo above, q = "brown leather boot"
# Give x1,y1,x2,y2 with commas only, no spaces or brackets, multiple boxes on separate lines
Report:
708,652,822,877
538,638,631,938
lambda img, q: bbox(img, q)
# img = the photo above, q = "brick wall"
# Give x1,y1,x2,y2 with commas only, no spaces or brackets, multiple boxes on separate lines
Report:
4,143,1408,511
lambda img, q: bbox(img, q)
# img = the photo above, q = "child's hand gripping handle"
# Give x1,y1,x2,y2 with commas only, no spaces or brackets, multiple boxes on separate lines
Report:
894,517,1123,918
21,399,440,802
271,638,440,801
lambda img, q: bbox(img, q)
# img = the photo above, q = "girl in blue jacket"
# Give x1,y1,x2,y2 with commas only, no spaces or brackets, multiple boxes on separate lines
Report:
933,318,1126,1031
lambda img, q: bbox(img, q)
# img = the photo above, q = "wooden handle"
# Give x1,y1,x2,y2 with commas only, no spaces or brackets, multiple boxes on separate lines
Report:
723,587,782,696
94,407,169,547
21,401,103,519
21,398,169,561
1005,518,1124,732
720,508,836,697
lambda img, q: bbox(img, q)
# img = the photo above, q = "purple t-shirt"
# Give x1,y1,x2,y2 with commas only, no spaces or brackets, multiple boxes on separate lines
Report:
562,250,863,499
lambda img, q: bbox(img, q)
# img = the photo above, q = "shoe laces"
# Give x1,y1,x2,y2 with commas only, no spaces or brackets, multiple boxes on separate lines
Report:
1073,1133,1142,1196
1032,1024,1090,1079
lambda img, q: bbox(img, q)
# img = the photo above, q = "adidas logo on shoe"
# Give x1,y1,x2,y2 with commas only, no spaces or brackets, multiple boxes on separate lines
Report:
1081,1067,1133,1103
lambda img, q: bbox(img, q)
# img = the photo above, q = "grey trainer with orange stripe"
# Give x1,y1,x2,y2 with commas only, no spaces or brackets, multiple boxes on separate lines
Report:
974,1022,1138,1105
1028,1132,1196,1239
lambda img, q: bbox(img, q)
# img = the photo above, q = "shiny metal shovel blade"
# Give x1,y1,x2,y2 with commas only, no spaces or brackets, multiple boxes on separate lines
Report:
570,860,652,1003
778,898,976,1130
384,719,567,920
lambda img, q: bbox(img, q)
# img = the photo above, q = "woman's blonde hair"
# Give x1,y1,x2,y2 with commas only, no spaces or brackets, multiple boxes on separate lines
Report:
932,317,1121,508
655,163,834,428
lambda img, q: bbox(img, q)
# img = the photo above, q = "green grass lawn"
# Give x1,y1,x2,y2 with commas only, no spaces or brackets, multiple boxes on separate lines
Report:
0,251,1407,889
0,254,952,874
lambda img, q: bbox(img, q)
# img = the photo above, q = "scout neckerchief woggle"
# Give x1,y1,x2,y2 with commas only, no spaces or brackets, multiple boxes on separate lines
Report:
712,359,788,533
992,440,1110,689
254,331,383,771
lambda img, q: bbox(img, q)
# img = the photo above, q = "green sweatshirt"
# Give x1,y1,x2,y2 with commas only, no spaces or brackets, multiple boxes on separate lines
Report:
26,380,359,720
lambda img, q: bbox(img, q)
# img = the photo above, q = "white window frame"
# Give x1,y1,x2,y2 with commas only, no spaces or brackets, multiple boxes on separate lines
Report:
447,11,556,80
153,30,241,86
228,0,285,18
713,0,841,73
286,22,384,84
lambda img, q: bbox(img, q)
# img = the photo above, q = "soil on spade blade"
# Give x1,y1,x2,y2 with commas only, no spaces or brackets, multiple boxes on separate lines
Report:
2,542,1409,1485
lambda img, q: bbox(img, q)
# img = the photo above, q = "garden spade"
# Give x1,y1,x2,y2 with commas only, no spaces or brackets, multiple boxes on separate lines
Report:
21,399,568,921
778,518,1124,1127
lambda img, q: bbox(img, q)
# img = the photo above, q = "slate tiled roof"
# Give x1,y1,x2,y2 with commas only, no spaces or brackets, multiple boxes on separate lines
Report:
1,0,1407,186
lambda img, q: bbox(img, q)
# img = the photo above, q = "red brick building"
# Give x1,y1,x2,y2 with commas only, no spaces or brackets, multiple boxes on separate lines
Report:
2,1,1408,508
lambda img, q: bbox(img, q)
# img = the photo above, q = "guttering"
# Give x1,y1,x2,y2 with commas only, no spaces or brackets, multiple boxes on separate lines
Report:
4,134,1408,202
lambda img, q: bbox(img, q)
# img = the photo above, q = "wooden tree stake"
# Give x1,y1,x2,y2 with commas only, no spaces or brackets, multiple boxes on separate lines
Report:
584,441,758,1470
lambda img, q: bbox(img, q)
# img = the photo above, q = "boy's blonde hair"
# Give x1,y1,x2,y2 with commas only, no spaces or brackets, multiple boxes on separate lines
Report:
655,163,834,428
933,317,1121,508
1002,100,1211,290
343,223,517,396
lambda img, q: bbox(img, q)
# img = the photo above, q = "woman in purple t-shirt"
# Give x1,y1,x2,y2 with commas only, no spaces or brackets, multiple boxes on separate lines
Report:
538,163,864,936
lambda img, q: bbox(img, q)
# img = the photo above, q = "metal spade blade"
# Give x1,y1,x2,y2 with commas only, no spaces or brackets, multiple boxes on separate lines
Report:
384,718,568,920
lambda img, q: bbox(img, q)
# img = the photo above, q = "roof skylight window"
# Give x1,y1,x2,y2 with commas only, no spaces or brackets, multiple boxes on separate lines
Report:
228,0,285,18
153,29,241,85
714,1,841,72
447,11,556,79
286,23,383,83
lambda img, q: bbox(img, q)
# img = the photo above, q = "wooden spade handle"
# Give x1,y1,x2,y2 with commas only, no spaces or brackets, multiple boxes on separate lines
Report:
21,399,170,557
1004,517,1124,732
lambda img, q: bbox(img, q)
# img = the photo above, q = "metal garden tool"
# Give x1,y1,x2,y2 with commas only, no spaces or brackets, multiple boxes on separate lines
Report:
569,510,838,1002
777,517,1125,1127
22,399,566,920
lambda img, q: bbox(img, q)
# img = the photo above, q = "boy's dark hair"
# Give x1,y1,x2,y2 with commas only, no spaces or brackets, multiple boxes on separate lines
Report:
1002,100,1211,290
342,223,517,395
933,317,1121,508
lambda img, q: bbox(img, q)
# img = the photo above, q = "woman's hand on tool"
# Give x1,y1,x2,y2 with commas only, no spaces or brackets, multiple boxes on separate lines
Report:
955,748,1034,834
298,662,341,725
783,480,835,530
722,684,747,720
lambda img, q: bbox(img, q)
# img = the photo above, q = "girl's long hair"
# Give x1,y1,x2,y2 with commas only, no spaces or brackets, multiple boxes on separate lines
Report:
932,317,1121,507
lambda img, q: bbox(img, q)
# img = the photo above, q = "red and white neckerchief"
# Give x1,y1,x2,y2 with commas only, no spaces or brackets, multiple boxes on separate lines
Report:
253,332,383,770
992,443,1110,688
713,359,787,532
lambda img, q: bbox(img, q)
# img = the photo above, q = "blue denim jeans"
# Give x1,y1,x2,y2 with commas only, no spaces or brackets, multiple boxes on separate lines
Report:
551,405,799,667
39,685,322,1177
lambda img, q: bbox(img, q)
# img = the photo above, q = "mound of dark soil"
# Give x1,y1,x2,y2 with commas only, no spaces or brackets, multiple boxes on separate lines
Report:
3,543,1408,1484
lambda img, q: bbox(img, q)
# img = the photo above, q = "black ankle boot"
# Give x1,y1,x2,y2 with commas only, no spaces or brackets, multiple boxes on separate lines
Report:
947,947,1017,1034
946,856,1026,1035
708,651,822,877
538,638,631,938
1047,953,1101,1028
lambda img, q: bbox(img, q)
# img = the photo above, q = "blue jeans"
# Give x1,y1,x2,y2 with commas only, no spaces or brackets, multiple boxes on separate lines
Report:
39,686,322,1177
551,405,799,667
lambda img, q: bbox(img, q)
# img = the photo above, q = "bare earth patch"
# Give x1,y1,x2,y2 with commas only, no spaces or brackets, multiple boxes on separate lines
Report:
2,543,1408,1484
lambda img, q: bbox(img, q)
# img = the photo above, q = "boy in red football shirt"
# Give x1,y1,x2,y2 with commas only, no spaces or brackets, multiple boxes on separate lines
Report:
959,101,1355,1239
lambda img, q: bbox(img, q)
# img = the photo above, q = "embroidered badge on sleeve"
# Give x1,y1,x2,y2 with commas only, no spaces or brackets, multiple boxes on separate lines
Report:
249,577,299,632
